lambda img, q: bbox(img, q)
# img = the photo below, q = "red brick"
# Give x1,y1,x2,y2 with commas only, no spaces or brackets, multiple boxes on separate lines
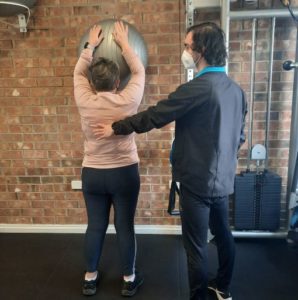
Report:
5,216,32,223
0,201,8,208
56,216,87,224
37,77,63,87
150,217,177,225
44,208,67,216
41,192,64,201
32,216,55,223
135,217,150,225
0,209,21,216
138,209,164,218
0,40,13,49
7,200,31,208
0,58,13,67
41,177,64,184
150,198,168,209
0,68,28,78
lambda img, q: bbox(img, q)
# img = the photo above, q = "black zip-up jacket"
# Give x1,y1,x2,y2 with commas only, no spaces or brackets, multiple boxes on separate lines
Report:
112,72,247,197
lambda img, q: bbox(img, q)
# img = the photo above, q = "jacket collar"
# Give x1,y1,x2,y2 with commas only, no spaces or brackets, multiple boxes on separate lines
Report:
195,66,226,78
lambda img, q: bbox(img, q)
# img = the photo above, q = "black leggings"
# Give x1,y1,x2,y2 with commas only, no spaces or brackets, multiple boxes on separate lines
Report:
82,164,140,276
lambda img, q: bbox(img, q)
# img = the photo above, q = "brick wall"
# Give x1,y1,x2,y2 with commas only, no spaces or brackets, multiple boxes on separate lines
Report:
0,0,185,225
0,0,296,229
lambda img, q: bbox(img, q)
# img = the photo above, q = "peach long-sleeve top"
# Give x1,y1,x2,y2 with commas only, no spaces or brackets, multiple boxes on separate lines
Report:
74,45,145,169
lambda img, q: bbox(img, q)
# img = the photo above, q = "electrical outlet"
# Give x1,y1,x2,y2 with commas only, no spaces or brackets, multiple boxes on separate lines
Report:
71,180,82,190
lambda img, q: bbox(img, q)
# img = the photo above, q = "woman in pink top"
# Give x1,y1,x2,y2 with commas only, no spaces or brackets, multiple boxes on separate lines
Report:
74,21,145,297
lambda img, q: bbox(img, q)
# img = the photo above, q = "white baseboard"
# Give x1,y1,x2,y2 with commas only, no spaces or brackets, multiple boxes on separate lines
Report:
0,224,287,239
0,224,182,235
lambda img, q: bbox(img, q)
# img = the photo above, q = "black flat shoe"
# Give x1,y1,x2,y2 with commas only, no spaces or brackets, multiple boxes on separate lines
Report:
82,272,99,296
121,272,144,297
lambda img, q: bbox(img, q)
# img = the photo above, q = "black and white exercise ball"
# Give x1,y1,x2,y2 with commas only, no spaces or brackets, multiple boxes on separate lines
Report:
78,19,148,90
0,0,36,17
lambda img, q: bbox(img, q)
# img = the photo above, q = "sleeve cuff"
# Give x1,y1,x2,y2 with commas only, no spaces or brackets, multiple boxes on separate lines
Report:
112,122,121,135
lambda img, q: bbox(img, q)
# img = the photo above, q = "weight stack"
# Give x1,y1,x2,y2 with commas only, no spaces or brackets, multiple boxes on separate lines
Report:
233,170,281,231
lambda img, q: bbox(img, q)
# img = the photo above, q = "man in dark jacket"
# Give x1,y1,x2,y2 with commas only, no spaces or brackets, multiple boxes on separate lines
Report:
93,22,247,300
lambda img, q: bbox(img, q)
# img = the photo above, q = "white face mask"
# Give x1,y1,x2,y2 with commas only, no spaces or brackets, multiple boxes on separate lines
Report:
181,50,197,69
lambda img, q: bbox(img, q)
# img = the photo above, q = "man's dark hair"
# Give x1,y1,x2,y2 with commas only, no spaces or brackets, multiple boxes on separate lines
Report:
187,22,227,66
89,57,120,92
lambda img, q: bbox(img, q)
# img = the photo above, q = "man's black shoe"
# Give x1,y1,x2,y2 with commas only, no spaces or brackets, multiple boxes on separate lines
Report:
82,272,99,296
121,272,144,297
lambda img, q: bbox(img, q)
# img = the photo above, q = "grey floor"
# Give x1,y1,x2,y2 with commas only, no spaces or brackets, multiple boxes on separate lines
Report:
0,233,297,300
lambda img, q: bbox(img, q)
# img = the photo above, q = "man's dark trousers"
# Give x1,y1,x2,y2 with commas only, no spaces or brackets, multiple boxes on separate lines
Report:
180,185,235,300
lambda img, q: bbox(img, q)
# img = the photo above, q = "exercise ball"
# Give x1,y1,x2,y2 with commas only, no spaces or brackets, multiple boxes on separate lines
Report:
78,19,148,90
0,0,36,17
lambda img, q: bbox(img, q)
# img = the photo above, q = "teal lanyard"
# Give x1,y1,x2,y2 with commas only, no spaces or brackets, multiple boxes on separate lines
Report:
194,66,226,78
